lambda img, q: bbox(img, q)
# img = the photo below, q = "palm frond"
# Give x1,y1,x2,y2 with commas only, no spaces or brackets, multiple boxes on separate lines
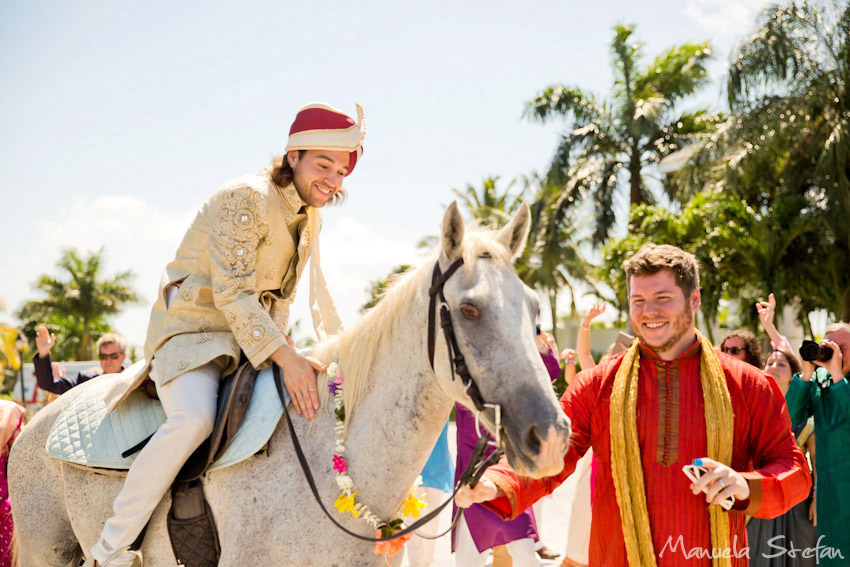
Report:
727,2,829,109
610,24,641,95
635,42,714,104
524,86,605,125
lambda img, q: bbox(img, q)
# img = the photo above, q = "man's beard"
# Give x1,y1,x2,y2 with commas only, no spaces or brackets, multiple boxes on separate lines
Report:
291,166,331,208
291,170,311,207
633,305,693,354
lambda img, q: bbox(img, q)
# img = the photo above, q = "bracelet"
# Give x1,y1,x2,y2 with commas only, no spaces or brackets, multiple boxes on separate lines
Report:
580,325,590,331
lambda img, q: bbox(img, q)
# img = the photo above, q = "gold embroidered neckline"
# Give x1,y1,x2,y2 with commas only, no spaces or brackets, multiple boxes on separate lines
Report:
262,168,305,216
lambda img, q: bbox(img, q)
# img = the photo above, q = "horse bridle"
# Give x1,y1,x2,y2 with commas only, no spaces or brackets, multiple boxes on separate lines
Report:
427,256,503,448
277,256,506,543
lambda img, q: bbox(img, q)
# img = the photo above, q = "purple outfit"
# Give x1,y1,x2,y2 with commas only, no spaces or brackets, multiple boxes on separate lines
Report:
451,402,539,552
540,345,562,382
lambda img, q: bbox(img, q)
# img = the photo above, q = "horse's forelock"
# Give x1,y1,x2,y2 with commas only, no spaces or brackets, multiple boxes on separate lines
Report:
461,228,514,273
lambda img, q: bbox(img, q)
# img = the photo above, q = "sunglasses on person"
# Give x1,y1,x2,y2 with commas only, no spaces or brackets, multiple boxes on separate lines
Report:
721,346,745,355
99,352,123,360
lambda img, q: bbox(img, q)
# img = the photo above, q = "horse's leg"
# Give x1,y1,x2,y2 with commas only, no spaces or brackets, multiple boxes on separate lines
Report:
8,407,81,567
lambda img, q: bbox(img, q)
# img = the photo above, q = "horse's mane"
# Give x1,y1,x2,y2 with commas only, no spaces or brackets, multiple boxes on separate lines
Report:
311,226,515,430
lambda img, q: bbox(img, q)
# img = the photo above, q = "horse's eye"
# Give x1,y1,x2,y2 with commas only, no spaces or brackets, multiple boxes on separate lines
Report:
460,304,479,318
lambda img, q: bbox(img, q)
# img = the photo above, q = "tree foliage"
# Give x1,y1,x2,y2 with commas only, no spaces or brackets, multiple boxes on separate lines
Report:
361,265,413,314
667,0,850,323
527,24,721,245
602,183,831,341
444,176,597,329
16,248,140,360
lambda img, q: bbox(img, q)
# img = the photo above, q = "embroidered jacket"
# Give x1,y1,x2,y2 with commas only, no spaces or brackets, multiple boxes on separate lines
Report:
103,168,339,411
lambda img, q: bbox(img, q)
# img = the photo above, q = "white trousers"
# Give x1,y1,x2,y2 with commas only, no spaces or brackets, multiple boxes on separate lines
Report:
90,362,220,566
453,515,539,567
404,487,445,567
533,500,544,551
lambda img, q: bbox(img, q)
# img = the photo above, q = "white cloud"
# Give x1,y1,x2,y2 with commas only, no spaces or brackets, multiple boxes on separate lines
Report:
7,194,197,352
288,216,425,342
684,0,773,39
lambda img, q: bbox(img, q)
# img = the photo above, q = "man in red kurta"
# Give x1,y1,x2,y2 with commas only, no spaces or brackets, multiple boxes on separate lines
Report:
457,244,811,567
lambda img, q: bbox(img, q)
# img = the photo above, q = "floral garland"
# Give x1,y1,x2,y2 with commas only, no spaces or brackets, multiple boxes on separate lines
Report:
326,362,426,561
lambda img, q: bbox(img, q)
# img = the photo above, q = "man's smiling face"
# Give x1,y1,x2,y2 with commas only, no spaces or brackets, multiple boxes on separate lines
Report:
629,269,700,360
288,149,350,208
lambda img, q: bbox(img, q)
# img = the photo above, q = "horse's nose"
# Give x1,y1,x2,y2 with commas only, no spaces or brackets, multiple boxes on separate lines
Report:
528,417,570,477
525,424,542,455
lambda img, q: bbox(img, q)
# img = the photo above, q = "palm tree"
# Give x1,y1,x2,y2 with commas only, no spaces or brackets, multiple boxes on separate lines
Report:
515,174,599,328
601,185,829,342
415,177,522,250
526,24,720,245
729,0,850,319
451,177,523,228
672,0,850,319
449,175,597,328
421,176,596,329
16,248,140,360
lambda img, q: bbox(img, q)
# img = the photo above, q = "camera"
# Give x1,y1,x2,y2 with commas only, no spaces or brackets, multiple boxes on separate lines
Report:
799,340,833,363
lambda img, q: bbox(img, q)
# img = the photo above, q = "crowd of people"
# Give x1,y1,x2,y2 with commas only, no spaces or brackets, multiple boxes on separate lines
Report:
0,101,846,567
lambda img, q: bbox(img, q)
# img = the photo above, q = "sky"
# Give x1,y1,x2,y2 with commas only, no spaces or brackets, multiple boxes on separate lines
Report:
0,0,775,353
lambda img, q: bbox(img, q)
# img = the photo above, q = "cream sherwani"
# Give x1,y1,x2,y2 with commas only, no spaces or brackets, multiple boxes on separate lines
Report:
91,167,343,565
102,167,342,411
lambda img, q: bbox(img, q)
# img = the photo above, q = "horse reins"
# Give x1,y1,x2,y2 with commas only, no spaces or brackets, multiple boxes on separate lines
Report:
278,256,505,543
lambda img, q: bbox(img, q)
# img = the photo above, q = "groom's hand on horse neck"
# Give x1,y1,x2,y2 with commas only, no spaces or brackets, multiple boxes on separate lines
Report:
455,476,502,508
272,344,327,419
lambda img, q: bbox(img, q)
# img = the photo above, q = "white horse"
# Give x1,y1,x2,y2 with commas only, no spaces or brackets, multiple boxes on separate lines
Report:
9,202,571,566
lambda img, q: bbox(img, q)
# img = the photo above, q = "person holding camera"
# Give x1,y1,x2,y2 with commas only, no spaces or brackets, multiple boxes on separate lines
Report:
785,323,850,566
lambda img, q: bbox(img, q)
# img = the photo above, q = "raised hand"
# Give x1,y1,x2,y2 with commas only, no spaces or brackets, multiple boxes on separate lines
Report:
560,348,577,364
755,293,777,329
582,302,606,326
35,326,55,358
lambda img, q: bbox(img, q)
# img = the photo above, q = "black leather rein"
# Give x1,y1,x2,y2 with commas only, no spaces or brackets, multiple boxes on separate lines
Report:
276,256,504,543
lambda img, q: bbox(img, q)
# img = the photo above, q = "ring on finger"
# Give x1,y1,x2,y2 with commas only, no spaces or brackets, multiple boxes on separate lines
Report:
718,479,725,488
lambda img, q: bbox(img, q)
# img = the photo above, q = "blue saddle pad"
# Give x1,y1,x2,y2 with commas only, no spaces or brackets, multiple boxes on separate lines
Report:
46,365,288,472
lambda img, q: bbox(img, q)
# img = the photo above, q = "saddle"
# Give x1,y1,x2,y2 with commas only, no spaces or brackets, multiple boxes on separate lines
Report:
130,360,259,567
178,360,259,482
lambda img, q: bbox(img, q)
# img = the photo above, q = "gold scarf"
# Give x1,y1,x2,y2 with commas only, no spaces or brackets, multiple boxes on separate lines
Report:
610,331,734,567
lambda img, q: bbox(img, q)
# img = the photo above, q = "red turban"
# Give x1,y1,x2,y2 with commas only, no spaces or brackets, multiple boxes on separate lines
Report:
285,103,365,176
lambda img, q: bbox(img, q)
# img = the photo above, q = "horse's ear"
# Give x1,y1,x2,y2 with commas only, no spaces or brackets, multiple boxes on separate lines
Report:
441,201,465,260
498,202,530,259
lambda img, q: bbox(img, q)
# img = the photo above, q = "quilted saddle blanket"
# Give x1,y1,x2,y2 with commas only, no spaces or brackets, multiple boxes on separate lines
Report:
46,363,288,472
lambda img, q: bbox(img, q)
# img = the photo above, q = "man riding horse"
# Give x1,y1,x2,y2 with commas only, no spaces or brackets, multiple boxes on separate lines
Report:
86,102,364,567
